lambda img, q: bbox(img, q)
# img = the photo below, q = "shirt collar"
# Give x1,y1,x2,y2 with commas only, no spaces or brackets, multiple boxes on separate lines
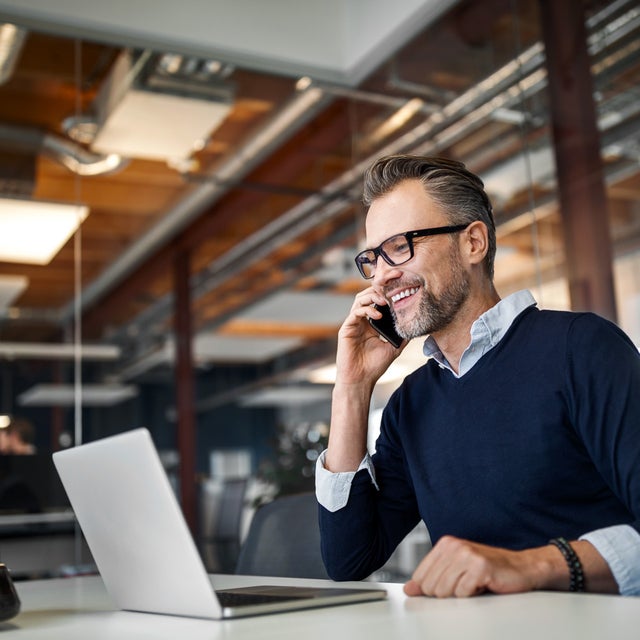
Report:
423,289,537,377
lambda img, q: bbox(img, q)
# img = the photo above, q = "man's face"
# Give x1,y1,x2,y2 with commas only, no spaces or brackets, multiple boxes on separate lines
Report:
366,179,470,340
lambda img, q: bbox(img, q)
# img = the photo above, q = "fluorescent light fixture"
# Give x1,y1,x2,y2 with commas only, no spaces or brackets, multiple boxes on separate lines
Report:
18,383,138,407
90,51,233,163
0,275,28,311
238,291,353,325
192,334,303,364
0,198,88,265
0,342,120,360
91,89,231,162
238,386,332,407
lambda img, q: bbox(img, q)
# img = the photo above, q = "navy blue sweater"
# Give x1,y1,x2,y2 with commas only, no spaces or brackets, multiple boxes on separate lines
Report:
319,307,640,581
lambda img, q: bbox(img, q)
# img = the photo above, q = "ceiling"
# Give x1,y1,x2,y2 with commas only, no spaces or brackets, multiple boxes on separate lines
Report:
0,0,639,407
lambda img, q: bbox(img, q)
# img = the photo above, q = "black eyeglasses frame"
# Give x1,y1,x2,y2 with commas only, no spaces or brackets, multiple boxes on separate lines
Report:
354,223,470,279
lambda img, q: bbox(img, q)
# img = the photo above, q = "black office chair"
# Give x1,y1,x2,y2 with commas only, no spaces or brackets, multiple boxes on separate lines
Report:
235,492,329,579
201,477,248,573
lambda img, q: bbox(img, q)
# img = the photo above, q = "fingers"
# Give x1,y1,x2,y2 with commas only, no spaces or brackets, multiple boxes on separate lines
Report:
352,288,387,319
403,579,423,597
404,536,531,599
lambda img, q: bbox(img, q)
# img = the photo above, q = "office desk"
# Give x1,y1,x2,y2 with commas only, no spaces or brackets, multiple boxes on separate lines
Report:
5,573,640,639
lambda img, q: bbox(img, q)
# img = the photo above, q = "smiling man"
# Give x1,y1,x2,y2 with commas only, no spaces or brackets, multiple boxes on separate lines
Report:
315,155,640,597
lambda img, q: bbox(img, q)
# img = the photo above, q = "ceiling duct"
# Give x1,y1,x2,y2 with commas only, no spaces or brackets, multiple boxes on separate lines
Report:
0,122,128,176
89,50,235,167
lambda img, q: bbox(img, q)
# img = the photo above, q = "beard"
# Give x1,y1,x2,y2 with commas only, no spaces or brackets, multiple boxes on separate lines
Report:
392,245,471,340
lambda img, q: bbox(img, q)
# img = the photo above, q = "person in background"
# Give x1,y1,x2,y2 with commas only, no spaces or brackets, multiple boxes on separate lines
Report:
0,418,37,455
316,155,640,597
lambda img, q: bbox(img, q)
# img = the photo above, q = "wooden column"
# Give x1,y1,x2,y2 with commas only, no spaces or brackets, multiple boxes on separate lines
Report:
173,248,197,534
539,0,617,322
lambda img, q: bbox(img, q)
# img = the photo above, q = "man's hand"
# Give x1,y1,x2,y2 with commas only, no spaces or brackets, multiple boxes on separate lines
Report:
404,536,565,598
324,286,405,474
334,286,404,387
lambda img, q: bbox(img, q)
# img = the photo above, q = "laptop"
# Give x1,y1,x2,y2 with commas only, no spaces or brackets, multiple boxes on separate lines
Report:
52,428,386,619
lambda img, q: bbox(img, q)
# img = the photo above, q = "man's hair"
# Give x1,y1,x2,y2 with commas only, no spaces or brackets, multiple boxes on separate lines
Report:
362,155,497,278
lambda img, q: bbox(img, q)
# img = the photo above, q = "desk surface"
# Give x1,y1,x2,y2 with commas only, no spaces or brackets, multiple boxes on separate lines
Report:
5,573,640,639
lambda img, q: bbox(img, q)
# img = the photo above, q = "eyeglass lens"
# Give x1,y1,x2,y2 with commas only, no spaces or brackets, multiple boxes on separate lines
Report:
356,233,413,278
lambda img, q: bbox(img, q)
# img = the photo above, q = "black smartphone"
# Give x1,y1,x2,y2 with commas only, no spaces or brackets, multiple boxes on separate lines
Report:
368,303,403,348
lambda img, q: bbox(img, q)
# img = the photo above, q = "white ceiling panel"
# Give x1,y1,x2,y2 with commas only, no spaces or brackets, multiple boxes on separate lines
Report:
237,291,353,325
193,334,303,364
0,0,459,84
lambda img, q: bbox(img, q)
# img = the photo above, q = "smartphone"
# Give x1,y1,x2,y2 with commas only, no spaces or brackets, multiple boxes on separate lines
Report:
368,303,403,348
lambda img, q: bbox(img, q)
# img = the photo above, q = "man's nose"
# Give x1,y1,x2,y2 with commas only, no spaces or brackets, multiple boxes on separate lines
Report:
372,258,401,285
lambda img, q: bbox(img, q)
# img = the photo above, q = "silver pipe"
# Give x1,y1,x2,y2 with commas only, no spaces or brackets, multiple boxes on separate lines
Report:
0,123,128,176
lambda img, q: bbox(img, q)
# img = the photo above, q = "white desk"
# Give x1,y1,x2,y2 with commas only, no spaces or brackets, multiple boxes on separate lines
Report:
5,573,640,639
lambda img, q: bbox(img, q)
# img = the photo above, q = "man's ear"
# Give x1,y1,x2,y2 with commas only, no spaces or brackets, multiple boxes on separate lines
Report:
463,221,489,266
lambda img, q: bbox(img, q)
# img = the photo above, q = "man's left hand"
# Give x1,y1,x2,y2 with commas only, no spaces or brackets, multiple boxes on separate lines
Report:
403,535,563,598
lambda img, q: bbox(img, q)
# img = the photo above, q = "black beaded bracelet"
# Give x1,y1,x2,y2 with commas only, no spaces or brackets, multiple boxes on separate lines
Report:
549,537,585,592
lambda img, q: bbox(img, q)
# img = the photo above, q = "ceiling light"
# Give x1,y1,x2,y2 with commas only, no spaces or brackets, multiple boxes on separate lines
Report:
18,383,138,407
90,50,233,164
0,342,120,360
238,386,332,407
0,198,88,264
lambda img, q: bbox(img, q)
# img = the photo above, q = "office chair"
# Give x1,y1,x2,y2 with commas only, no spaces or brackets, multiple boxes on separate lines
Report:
235,491,329,579
201,477,248,573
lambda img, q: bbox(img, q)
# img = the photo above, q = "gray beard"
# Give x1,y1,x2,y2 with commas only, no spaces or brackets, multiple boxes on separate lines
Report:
393,248,471,340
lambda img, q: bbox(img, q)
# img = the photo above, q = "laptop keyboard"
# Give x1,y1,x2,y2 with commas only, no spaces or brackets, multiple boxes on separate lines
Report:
215,590,303,608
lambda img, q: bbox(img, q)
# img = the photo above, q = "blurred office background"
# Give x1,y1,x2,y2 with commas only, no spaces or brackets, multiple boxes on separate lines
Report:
0,0,638,582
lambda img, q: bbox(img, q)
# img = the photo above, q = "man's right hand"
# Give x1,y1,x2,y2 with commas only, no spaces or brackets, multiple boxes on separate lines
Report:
334,286,405,388
324,287,405,473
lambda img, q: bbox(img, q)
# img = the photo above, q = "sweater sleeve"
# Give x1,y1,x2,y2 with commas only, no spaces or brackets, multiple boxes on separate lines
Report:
566,313,640,534
318,398,421,581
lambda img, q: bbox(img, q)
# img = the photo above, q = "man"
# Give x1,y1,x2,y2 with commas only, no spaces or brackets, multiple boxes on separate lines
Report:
316,155,640,597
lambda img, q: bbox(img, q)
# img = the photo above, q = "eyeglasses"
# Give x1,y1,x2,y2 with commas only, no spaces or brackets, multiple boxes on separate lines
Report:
354,223,470,279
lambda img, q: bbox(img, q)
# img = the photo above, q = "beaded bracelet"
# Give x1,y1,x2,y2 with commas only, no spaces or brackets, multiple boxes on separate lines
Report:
549,537,585,592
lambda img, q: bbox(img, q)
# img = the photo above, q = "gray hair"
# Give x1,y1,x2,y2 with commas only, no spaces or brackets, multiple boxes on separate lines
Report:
363,155,496,278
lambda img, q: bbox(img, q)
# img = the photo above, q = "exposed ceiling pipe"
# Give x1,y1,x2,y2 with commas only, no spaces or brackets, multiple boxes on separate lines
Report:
0,123,128,176
0,23,26,85
42,134,128,176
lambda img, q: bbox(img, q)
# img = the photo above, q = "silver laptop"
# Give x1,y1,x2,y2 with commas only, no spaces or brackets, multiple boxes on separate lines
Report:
52,428,386,619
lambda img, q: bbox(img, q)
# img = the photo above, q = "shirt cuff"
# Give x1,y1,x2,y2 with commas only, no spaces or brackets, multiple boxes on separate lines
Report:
315,450,378,512
580,525,640,595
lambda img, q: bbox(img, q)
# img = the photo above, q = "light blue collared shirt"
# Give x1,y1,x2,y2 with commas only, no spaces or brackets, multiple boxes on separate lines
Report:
316,290,640,595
